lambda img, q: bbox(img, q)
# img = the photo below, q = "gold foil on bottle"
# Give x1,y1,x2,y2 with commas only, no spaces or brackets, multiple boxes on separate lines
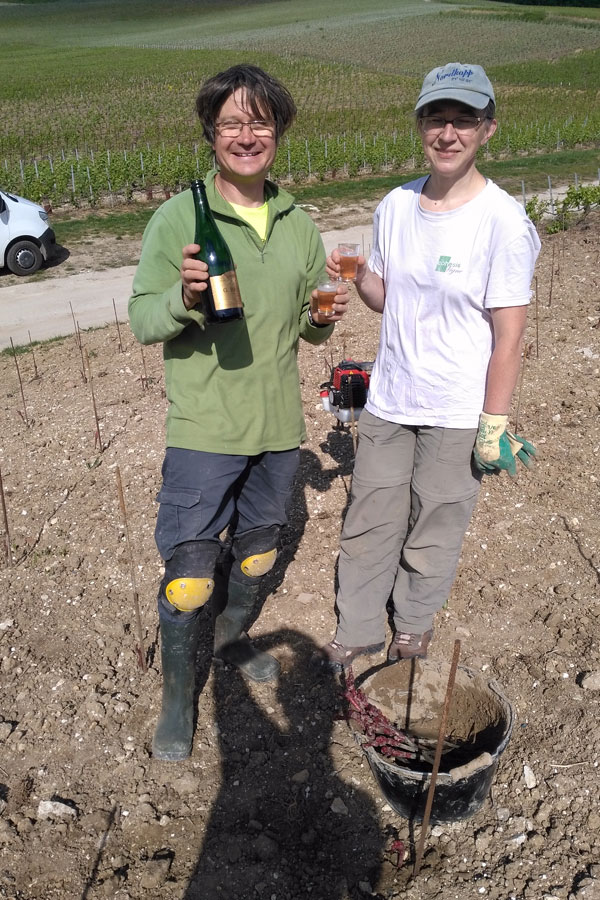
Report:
209,271,243,311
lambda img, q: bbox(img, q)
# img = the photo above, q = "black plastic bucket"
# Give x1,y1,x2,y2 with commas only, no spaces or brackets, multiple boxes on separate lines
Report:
354,660,514,823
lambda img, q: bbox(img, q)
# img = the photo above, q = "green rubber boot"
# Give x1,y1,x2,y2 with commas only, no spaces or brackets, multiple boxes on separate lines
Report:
213,578,280,683
152,616,201,761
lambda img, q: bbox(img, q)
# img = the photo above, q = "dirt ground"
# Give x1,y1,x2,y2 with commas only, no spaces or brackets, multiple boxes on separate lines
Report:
0,207,599,900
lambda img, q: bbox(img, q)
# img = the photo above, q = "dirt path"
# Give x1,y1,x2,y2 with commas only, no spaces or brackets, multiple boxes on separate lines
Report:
0,223,373,349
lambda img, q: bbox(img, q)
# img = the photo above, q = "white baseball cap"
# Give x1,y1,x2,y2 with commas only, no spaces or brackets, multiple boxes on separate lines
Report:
415,63,495,112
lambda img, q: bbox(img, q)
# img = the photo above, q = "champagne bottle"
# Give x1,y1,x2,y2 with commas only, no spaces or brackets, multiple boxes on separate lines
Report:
190,179,244,323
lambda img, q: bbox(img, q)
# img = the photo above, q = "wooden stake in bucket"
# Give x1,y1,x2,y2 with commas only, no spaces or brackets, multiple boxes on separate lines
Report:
413,640,461,877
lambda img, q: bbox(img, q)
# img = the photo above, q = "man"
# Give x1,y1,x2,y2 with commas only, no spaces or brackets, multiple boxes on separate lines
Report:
129,64,347,760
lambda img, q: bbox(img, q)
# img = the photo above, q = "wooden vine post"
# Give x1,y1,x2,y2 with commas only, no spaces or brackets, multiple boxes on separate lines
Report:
115,466,147,673
0,467,12,567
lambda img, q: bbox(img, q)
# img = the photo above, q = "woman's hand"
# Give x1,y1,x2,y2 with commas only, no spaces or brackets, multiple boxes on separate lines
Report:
181,244,210,310
326,248,368,283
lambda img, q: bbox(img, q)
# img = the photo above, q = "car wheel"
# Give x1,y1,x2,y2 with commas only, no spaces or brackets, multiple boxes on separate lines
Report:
6,240,43,276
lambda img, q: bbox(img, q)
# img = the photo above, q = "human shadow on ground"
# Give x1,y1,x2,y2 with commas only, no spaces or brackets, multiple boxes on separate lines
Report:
276,443,352,578
319,422,356,480
183,628,385,900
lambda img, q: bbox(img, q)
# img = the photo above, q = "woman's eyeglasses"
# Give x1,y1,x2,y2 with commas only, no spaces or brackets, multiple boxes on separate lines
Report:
419,115,486,134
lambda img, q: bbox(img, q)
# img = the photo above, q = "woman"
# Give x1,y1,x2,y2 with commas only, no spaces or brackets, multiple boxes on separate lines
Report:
321,62,540,669
129,64,347,760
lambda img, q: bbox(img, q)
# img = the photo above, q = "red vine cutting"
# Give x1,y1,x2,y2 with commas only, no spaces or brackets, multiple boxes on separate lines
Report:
342,667,416,761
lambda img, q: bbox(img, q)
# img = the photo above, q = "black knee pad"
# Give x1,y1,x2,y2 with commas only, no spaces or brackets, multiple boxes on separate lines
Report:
231,525,280,581
161,540,221,613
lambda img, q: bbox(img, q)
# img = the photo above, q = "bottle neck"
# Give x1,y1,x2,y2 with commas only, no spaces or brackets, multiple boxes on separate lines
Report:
191,179,210,210
191,180,218,232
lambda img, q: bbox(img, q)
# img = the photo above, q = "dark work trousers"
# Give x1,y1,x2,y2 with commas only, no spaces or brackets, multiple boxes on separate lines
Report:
155,447,299,622
335,410,482,645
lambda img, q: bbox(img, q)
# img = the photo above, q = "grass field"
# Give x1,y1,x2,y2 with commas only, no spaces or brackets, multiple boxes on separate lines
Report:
1,0,599,205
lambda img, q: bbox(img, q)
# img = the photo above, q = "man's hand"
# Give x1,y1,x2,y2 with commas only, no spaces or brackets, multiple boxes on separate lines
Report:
473,412,537,477
181,244,210,310
309,283,350,325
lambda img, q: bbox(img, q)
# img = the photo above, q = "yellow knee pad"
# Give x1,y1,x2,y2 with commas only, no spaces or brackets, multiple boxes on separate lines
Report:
240,548,277,578
165,577,214,612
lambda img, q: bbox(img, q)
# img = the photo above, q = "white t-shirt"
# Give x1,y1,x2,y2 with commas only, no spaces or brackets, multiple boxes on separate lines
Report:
366,177,541,428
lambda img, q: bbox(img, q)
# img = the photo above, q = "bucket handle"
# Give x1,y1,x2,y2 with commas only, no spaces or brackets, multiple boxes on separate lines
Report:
449,751,494,783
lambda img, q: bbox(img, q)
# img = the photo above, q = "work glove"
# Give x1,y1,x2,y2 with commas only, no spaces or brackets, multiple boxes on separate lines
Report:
473,413,537,477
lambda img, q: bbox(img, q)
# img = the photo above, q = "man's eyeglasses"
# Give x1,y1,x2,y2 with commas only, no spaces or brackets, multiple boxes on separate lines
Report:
419,115,486,134
215,120,276,138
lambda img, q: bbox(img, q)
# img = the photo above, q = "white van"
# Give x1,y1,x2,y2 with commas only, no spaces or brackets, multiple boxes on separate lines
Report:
0,189,56,276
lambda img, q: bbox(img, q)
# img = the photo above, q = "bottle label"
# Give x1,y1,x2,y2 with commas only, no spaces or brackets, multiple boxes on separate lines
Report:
209,271,243,310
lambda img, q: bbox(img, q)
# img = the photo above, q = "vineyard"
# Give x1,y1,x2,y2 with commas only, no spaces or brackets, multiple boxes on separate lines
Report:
4,121,600,210
1,0,600,206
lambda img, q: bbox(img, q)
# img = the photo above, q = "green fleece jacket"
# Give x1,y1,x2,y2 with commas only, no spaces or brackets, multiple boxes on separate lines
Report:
129,169,331,455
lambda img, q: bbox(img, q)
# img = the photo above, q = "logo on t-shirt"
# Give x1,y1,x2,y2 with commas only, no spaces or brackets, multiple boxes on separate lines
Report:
435,255,462,274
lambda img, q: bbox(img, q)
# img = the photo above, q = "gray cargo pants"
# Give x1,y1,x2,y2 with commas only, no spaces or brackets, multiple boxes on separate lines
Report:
335,410,481,645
